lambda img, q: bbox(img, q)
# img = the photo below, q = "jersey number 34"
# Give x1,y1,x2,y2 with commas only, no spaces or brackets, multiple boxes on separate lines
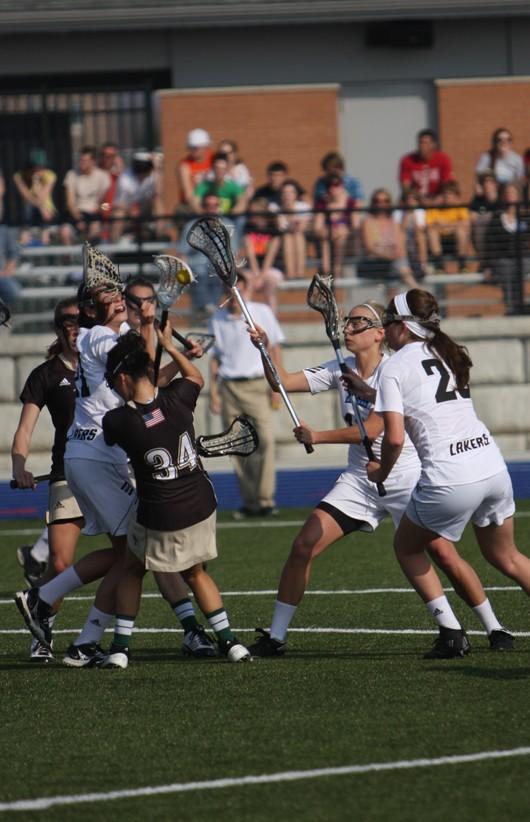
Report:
144,433,198,481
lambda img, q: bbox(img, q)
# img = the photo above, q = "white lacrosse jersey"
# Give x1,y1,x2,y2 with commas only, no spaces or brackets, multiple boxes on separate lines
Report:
303,354,420,478
65,322,130,463
375,341,505,486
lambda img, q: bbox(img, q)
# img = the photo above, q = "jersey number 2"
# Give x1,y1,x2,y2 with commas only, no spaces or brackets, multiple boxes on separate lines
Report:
144,433,198,481
421,358,470,403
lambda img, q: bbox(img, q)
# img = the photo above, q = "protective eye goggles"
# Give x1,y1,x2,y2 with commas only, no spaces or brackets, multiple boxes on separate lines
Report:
381,311,440,329
125,294,157,308
342,315,382,332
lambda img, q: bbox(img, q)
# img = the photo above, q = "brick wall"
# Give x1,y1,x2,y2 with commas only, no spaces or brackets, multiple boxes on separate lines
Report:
159,84,338,209
437,79,530,199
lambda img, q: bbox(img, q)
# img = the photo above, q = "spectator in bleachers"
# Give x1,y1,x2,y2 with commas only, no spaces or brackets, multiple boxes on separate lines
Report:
0,170,20,306
254,162,306,210
192,152,247,216
176,128,213,211
176,192,230,319
313,174,358,277
470,171,500,268
476,128,525,186
274,180,311,279
242,197,283,314
313,151,364,216
13,151,57,245
425,181,472,272
393,188,429,280
61,145,110,243
358,188,417,287
399,129,453,205
98,142,125,235
217,139,254,196
111,151,159,241
484,182,529,315
524,148,530,201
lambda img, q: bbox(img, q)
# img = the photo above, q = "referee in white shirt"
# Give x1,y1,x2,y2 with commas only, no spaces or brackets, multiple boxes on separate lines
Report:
209,272,285,518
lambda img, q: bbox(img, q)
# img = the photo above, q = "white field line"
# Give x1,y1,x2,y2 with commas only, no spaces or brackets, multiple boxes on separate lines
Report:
3,509,530,537
1,627,530,637
0,585,521,605
1,747,530,813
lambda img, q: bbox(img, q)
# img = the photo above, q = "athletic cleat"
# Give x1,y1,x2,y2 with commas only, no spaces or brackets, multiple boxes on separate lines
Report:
30,637,54,663
14,588,53,649
248,627,286,658
63,642,105,668
488,629,514,651
219,637,252,663
423,627,471,659
16,546,47,587
182,625,218,658
99,644,129,669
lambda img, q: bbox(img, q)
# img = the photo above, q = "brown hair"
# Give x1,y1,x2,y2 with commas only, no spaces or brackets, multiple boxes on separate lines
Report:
392,289,473,392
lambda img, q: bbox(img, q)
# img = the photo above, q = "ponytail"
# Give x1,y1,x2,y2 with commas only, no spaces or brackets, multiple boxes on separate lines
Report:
427,329,472,393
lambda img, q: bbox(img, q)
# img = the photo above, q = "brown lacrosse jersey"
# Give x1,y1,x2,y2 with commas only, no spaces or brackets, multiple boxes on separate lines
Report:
102,378,216,531
19,356,77,482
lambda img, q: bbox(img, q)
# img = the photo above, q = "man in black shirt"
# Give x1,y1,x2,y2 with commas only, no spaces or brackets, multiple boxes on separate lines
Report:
100,328,251,668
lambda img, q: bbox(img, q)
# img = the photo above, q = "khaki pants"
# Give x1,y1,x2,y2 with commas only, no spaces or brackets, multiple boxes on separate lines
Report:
219,377,276,511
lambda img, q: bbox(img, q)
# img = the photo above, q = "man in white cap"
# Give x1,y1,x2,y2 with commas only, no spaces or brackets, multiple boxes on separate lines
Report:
177,128,213,210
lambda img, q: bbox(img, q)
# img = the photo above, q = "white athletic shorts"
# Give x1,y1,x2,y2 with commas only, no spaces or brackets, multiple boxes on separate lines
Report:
64,459,137,537
405,468,515,542
46,480,83,524
320,464,421,532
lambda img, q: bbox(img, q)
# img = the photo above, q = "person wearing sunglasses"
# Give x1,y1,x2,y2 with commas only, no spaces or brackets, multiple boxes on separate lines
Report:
367,288,527,658
358,189,418,286
476,128,525,186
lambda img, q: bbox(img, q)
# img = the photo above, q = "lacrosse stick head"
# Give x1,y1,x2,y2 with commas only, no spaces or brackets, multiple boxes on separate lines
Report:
153,255,196,308
307,273,340,345
185,332,216,354
0,296,11,327
186,217,237,288
82,242,123,299
196,416,259,458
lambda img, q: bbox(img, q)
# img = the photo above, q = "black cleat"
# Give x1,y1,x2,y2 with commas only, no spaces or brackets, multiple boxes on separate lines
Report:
488,629,514,651
423,627,471,659
248,627,286,658
63,642,106,668
14,588,53,649
30,637,54,663
16,546,47,587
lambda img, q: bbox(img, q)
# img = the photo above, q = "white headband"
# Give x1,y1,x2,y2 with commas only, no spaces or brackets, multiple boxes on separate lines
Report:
393,292,435,340
359,303,382,324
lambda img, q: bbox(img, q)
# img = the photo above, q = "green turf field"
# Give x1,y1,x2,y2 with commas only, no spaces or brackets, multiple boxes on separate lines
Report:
1,506,529,820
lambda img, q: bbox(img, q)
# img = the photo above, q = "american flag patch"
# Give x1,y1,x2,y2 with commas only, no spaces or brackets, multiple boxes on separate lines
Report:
143,408,165,428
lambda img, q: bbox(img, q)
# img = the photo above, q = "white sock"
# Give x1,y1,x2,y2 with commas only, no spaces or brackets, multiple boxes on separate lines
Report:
31,527,49,563
426,595,461,630
38,566,83,606
74,607,113,646
472,599,503,634
270,600,297,642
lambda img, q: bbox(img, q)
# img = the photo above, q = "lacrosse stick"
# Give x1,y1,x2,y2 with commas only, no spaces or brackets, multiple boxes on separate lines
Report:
0,297,11,328
196,416,259,458
187,217,313,454
82,242,123,294
152,255,196,383
307,273,386,496
10,474,50,489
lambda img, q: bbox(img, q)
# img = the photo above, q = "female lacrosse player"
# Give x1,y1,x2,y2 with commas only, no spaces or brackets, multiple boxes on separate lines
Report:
15,250,214,665
368,288,530,658
100,328,251,668
248,302,512,658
